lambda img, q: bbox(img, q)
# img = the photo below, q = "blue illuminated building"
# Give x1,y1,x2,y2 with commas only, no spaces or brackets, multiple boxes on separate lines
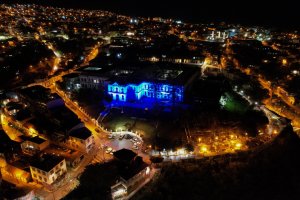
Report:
108,82,184,103
105,65,200,106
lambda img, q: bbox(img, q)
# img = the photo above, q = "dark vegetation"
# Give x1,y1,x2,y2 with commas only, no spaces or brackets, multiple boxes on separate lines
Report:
134,124,300,200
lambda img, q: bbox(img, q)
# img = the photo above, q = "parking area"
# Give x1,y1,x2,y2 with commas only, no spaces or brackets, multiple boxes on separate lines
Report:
104,131,143,153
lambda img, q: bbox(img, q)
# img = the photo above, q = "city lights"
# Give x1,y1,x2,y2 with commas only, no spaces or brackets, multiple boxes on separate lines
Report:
0,3,299,200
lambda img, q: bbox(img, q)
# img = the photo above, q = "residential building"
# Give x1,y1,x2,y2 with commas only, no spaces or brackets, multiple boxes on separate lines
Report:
111,149,152,200
1,160,32,183
20,136,50,155
30,154,67,185
67,127,94,153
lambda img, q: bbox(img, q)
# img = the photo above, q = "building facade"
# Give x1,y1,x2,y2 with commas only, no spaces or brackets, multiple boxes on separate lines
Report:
67,127,95,153
30,155,67,185
79,74,108,89
107,82,184,103
111,149,152,200
111,166,151,200
21,136,50,155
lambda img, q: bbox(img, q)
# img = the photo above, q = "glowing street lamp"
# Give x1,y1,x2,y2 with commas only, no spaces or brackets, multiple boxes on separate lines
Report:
200,146,208,154
235,143,242,150
282,59,287,66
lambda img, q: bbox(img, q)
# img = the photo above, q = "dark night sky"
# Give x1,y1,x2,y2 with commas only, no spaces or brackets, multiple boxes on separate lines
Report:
4,0,300,29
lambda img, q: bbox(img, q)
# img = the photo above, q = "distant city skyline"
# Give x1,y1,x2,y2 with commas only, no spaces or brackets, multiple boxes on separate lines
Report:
5,0,300,29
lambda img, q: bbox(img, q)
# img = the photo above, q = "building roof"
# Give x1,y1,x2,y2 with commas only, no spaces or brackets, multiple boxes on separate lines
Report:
20,136,47,144
113,148,137,163
63,73,79,79
77,65,112,78
108,63,198,86
5,102,23,111
9,160,30,172
44,145,83,161
24,117,56,135
78,62,199,86
0,130,14,154
30,154,64,172
50,105,82,130
18,85,60,104
119,156,149,181
14,108,32,121
69,126,92,140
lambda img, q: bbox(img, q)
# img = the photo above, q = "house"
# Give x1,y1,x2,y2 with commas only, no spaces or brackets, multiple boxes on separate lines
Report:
1,160,32,183
111,149,152,200
67,127,94,153
30,154,67,185
20,136,50,155
44,145,85,168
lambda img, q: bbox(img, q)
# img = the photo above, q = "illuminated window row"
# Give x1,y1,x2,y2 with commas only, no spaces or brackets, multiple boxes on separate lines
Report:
107,82,184,102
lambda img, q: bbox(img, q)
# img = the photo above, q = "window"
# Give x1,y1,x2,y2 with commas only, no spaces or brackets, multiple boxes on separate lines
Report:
33,174,37,178
44,178,47,182
60,162,63,167
50,170,54,174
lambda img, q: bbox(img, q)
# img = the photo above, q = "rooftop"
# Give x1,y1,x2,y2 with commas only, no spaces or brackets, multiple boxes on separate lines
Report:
78,62,199,85
30,154,64,172
14,108,32,121
44,145,83,161
50,105,82,130
5,102,23,111
113,148,137,163
18,85,59,104
0,130,15,154
20,136,47,144
119,156,149,181
114,63,198,85
63,73,80,79
24,117,56,135
69,126,92,140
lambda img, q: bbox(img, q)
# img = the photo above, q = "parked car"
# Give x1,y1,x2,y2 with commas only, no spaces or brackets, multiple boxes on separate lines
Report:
105,147,113,154
119,134,125,140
